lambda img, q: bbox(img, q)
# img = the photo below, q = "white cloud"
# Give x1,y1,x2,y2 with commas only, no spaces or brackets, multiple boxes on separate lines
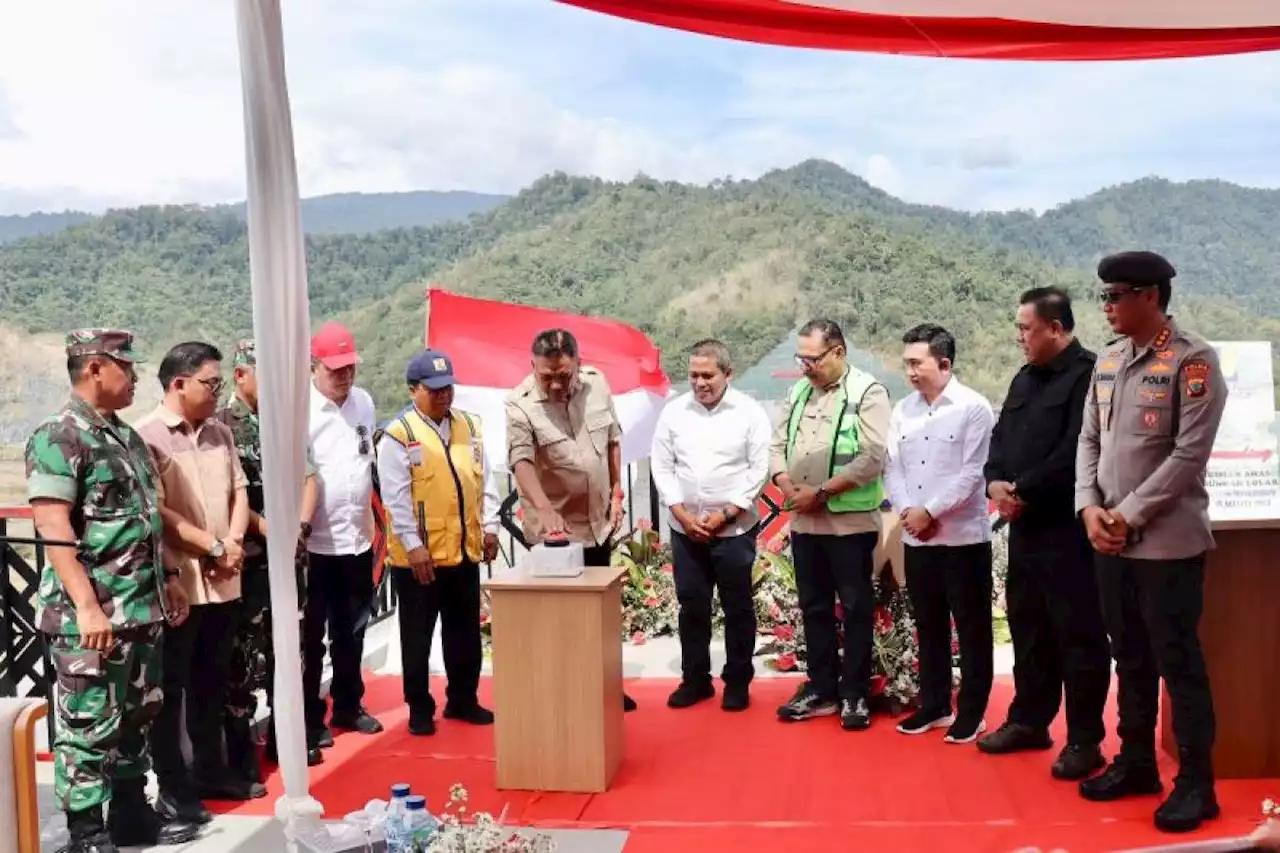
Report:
0,1,1279,215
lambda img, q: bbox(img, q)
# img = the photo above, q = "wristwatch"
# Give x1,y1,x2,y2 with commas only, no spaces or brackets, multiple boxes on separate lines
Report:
815,487,831,505
208,539,226,559
300,521,313,540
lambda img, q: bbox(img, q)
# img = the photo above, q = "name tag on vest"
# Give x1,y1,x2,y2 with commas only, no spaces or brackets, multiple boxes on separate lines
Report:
407,441,423,466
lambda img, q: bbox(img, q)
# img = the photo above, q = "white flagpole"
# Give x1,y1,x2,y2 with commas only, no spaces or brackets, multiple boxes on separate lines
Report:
233,0,323,844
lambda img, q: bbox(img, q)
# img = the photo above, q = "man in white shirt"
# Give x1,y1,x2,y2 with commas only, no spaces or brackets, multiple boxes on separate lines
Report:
376,349,501,736
650,340,771,712
885,323,996,745
304,321,384,749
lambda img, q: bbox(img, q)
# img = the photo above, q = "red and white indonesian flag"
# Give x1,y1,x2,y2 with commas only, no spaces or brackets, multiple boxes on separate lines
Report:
557,1,1280,61
425,288,672,473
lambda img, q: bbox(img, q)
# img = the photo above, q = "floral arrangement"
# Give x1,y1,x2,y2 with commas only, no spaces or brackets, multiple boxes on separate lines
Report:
425,784,556,852
611,519,680,643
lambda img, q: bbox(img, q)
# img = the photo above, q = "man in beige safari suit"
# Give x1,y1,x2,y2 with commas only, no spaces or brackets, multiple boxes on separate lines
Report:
505,327,635,711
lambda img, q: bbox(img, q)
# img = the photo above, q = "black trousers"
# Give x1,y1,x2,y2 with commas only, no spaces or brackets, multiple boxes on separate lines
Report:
669,530,757,688
790,532,878,702
150,600,239,792
904,542,994,721
393,561,482,715
1005,520,1111,746
303,550,375,728
1095,553,1215,759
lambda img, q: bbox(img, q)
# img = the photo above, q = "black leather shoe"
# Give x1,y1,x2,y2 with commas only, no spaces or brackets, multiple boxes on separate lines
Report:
977,722,1053,754
331,709,384,734
308,746,324,766
667,682,715,709
624,693,638,712
444,703,495,725
721,683,750,712
409,709,437,736
1079,759,1164,802
840,698,872,731
1154,779,1220,833
310,725,335,749
1052,744,1106,781
108,792,201,847
155,790,213,825
62,806,120,853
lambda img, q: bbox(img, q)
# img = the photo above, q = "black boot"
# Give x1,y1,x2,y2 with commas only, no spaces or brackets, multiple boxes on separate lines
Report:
58,806,117,853
1079,742,1164,802
1154,747,1220,833
107,777,202,847
225,717,264,784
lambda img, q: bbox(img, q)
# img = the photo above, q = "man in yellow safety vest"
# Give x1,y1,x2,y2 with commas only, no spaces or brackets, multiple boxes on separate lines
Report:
376,349,500,737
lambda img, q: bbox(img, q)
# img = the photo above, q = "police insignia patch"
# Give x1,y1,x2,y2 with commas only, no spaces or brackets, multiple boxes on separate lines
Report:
1148,361,1172,375
1183,360,1211,398
1155,349,1176,360
1142,409,1160,429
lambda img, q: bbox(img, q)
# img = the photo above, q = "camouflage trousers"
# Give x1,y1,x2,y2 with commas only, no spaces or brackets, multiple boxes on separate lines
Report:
225,551,308,723
47,623,164,813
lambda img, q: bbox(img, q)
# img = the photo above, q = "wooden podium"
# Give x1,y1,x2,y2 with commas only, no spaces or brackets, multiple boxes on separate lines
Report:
483,564,626,793
1160,519,1280,778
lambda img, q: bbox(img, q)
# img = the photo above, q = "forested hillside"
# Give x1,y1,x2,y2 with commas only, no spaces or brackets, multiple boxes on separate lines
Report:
2,163,1278,426
0,189,508,245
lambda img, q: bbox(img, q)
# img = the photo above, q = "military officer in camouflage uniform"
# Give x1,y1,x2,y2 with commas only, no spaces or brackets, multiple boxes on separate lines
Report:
1075,252,1228,833
216,339,323,773
26,329,200,852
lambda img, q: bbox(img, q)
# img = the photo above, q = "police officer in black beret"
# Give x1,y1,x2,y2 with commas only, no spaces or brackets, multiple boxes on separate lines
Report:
1075,251,1228,833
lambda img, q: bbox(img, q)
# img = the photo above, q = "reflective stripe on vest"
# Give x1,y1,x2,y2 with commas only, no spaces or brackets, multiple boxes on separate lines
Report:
785,369,885,513
383,408,485,568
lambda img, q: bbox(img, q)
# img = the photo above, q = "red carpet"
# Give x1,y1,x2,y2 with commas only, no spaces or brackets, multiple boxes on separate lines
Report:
213,674,1277,852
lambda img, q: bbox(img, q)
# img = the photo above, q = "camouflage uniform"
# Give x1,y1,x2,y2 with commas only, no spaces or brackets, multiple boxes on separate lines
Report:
25,331,188,846
215,339,312,773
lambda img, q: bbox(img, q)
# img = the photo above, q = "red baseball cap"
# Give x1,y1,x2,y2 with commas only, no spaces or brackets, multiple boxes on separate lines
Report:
311,321,361,370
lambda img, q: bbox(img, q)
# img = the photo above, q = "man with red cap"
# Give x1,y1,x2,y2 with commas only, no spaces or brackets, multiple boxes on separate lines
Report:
304,321,384,751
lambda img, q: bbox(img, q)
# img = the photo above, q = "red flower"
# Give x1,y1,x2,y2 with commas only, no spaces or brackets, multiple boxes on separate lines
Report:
644,597,659,608
873,606,892,633
911,659,920,673
834,602,845,622
775,652,797,671
774,625,794,642
660,562,673,574
950,636,960,656
631,631,647,646
637,518,653,532
870,674,887,697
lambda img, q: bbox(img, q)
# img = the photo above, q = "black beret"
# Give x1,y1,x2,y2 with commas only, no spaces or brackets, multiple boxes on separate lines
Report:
1097,251,1176,286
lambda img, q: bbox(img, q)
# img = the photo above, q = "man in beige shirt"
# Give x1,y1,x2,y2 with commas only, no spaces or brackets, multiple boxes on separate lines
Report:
136,342,257,820
505,328,635,710
1074,251,1227,834
769,319,890,731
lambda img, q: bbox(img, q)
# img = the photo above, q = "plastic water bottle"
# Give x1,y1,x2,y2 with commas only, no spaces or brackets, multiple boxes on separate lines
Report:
384,783,412,852
403,795,439,851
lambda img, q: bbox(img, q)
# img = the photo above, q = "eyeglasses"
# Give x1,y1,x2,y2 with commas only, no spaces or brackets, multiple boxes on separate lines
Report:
356,424,370,456
183,375,225,396
794,346,838,369
1098,285,1152,305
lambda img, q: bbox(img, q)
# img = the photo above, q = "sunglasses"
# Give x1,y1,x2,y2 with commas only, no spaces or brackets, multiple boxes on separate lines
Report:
1098,285,1152,305
356,424,370,456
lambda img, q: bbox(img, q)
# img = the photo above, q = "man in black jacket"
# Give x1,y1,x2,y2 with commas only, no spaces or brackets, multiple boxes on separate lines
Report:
979,286,1112,781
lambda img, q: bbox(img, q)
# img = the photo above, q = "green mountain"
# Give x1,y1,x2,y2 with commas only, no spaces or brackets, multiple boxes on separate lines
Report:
0,189,508,245
2,164,1278,426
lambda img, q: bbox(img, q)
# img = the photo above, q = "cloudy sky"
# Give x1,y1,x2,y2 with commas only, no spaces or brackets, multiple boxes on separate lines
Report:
1,0,1278,216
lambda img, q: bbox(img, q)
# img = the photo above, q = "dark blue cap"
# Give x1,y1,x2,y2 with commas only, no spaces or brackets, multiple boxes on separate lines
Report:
406,349,455,390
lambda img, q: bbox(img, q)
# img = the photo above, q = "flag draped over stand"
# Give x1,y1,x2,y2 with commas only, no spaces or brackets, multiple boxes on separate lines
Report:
425,288,673,473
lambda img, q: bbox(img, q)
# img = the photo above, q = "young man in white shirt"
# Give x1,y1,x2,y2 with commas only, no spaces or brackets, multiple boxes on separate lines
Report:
304,321,384,750
650,340,772,712
885,323,996,745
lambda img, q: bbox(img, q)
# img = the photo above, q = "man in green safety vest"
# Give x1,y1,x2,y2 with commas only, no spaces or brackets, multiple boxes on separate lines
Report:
769,318,891,731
